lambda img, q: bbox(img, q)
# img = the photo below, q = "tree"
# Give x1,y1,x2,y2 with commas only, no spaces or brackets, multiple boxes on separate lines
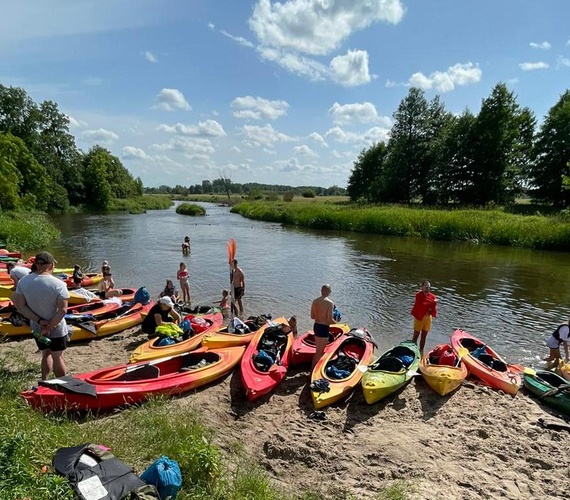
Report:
529,90,570,207
347,142,388,202
218,172,233,201
82,147,113,210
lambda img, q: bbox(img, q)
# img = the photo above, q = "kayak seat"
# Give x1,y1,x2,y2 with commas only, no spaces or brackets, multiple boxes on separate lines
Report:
539,372,565,387
460,338,482,351
390,346,414,358
116,365,160,381
478,354,507,372
376,356,404,372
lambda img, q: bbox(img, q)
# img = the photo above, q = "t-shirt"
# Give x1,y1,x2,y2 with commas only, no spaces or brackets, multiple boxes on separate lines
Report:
141,303,171,334
15,273,70,338
177,269,189,283
411,291,438,321
10,266,31,282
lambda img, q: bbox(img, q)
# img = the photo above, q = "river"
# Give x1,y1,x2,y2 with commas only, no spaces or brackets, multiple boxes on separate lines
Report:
48,202,570,366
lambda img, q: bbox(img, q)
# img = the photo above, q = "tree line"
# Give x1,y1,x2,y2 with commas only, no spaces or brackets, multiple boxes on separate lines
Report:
347,84,570,207
0,84,143,212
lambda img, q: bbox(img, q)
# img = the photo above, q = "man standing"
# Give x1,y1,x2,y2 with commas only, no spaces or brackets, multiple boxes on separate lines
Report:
5,261,31,286
310,284,335,369
231,259,245,316
12,251,70,380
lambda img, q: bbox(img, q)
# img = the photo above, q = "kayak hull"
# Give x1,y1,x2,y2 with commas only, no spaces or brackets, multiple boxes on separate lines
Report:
362,340,420,404
450,329,521,395
21,346,244,412
291,323,351,366
420,344,468,396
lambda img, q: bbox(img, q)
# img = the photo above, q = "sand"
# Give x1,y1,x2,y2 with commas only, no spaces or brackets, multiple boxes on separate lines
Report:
3,328,570,500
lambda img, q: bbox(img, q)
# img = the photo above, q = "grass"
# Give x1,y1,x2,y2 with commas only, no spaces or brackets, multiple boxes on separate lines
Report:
0,212,60,251
0,353,416,500
176,203,207,216
231,201,570,251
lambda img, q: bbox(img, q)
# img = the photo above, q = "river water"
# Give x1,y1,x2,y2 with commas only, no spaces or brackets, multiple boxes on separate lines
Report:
48,202,570,366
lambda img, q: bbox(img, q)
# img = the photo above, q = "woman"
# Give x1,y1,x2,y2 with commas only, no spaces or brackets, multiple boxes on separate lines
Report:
97,271,123,299
160,279,180,303
545,319,570,366
411,280,438,355
141,296,181,336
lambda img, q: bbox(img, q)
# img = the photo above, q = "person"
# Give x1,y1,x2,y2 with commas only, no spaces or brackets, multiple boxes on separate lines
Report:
72,264,84,287
310,284,335,369
12,251,70,380
182,236,190,256
231,259,245,316
97,271,123,299
101,260,111,276
141,296,181,336
217,289,230,316
288,315,298,337
411,280,438,355
5,261,31,287
545,319,570,366
160,279,180,303
177,262,191,304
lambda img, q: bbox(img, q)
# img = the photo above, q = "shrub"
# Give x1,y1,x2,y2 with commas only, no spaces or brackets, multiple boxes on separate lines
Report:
301,189,316,198
283,191,295,202
265,192,279,202
176,203,206,216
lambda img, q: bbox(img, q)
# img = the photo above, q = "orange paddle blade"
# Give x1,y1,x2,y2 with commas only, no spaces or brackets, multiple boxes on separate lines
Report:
227,238,236,264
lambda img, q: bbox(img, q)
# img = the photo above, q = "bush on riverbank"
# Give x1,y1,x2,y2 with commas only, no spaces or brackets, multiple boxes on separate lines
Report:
176,203,206,216
232,201,570,251
108,195,173,213
0,212,60,251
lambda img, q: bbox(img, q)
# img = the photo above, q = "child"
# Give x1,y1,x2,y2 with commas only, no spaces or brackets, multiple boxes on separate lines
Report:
218,289,230,315
177,262,191,304
182,236,190,255
160,279,180,303
411,280,438,355
72,264,84,287
101,260,111,276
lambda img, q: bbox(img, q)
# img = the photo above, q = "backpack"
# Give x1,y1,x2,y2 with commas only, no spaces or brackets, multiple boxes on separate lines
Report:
134,286,151,305
140,456,182,500
332,305,342,322
253,350,276,371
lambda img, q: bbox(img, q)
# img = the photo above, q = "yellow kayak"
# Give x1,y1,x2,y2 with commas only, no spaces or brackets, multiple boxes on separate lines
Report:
202,316,287,349
419,344,468,396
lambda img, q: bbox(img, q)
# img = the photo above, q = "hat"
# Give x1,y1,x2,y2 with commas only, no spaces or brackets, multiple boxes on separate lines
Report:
159,296,174,308
34,251,57,265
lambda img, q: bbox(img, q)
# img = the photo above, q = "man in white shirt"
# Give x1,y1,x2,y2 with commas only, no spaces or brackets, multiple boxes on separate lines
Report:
5,261,31,286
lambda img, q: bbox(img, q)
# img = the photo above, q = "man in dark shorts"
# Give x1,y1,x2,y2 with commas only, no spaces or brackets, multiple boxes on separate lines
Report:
231,259,245,316
12,251,70,380
310,284,335,369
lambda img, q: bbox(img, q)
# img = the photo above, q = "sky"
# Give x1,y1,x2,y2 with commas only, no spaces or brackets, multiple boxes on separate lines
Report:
0,1,569,189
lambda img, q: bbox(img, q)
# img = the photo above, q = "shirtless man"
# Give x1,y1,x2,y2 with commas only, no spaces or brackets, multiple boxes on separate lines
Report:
310,284,335,369
231,259,245,316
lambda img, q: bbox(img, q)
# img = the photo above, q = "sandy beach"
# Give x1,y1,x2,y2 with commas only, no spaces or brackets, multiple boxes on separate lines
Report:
3,327,570,500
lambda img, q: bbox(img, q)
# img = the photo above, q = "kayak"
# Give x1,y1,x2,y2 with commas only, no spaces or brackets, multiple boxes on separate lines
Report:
68,287,136,305
129,312,224,363
523,370,570,416
240,319,293,402
202,316,285,349
419,343,468,396
68,302,154,342
450,329,521,395
21,346,245,412
362,340,420,404
0,249,21,259
62,273,103,289
311,329,375,409
291,323,351,365
0,300,123,338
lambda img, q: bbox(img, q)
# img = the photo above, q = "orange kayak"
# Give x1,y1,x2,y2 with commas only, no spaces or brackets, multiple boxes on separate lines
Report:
202,316,287,349
450,329,521,395
129,312,224,363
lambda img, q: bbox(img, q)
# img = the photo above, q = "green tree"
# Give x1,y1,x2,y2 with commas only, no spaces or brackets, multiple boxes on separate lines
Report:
347,142,388,202
83,147,113,210
529,90,570,206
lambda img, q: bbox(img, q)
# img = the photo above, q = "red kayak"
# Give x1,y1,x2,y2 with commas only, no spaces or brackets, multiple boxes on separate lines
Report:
240,319,293,401
0,249,21,259
291,323,351,365
450,329,521,395
21,346,245,412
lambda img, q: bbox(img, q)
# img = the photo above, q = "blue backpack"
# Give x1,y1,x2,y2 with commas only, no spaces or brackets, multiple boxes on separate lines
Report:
134,286,151,305
141,456,182,500
332,306,342,322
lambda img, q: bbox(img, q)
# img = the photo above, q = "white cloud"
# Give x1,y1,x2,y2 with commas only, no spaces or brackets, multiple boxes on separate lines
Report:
309,132,328,148
249,0,405,56
385,79,398,88
145,51,158,63
257,46,328,81
81,128,118,144
508,77,520,84
150,137,215,156
231,95,289,120
220,30,255,48
241,123,296,148
208,23,215,30
293,144,318,158
329,102,384,125
529,41,551,50
67,115,87,128
325,125,389,144
408,62,482,93
557,56,570,68
122,146,150,161
153,88,191,111
329,49,371,86
232,145,242,154
519,61,549,71
157,120,226,137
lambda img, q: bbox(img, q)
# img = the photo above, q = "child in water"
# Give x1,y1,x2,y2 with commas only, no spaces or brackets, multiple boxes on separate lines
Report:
218,289,230,316
177,262,191,304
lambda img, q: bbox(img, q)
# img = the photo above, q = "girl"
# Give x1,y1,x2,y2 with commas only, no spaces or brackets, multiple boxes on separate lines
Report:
218,289,230,316
160,279,180,303
177,262,191,304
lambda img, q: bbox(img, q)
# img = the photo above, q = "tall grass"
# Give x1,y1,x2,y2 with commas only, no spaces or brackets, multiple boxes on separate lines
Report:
108,195,174,213
0,212,60,251
232,201,570,251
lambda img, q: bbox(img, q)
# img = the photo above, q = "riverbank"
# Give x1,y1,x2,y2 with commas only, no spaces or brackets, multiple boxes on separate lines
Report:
231,201,570,251
2,328,570,499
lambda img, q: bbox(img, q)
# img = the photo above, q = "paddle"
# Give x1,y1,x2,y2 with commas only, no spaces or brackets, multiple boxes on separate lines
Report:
542,384,570,398
76,304,143,337
227,238,236,332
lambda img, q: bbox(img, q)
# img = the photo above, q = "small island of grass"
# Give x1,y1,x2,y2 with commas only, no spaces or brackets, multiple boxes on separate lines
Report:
176,203,206,216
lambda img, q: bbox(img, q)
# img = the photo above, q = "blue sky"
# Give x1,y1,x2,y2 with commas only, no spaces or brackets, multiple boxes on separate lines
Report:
1,0,569,188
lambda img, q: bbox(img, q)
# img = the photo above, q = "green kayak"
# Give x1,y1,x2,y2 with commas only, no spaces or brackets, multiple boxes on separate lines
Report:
523,370,570,416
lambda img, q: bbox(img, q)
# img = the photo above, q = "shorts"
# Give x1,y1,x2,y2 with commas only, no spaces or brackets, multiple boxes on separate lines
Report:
36,335,67,352
414,315,432,333
233,287,244,300
313,323,330,338
546,336,561,349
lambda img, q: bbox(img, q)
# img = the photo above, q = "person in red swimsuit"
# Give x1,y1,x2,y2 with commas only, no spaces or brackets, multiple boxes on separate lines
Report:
411,280,438,355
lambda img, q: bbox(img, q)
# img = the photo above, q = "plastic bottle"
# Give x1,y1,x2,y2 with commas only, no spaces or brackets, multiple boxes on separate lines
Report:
32,331,51,346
